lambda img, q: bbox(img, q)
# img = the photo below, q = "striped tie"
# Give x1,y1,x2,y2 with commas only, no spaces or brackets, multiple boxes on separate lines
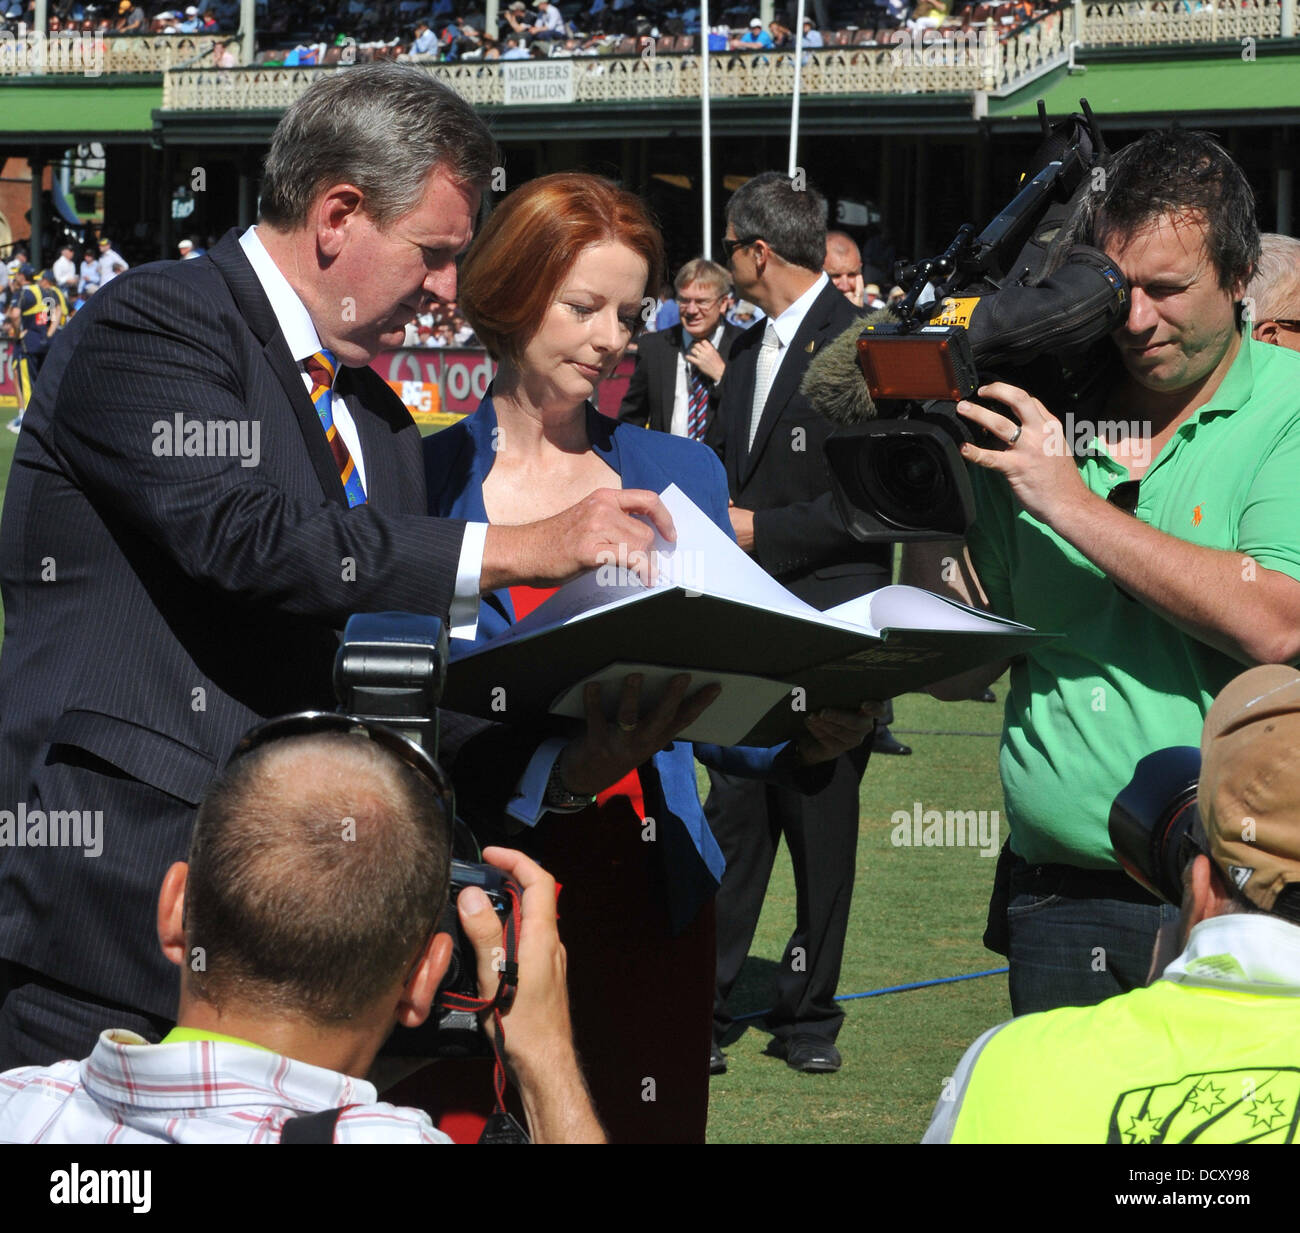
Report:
686,367,709,441
304,349,366,508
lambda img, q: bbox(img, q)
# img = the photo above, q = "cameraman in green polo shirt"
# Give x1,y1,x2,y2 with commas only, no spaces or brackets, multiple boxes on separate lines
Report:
903,128,1300,1016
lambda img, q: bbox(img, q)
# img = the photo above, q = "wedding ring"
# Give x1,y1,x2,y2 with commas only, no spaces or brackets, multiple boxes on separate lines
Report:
1007,425,1023,445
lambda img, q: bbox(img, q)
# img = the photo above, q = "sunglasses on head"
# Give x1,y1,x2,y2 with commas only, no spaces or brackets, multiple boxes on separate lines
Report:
230,710,454,819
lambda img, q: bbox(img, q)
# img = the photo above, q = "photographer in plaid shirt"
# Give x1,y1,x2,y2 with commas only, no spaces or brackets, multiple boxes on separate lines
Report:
0,728,603,1144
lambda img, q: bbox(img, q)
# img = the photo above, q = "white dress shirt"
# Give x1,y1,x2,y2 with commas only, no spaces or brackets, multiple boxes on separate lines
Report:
239,226,486,637
745,272,829,451
760,270,829,391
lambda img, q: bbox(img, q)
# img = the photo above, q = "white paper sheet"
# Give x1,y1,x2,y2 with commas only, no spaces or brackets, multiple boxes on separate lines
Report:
822,584,1033,636
456,486,1031,659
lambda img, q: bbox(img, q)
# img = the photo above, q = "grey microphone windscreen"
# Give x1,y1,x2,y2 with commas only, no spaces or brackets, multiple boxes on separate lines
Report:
800,307,896,425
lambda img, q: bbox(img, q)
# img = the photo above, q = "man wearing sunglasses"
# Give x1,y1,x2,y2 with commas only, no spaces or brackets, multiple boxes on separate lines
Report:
618,257,740,440
903,129,1300,1017
0,722,604,1143
706,172,893,1074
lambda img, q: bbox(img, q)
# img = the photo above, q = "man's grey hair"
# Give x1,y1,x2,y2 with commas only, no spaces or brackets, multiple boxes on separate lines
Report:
259,63,499,230
1245,233,1300,324
727,170,828,273
674,256,731,296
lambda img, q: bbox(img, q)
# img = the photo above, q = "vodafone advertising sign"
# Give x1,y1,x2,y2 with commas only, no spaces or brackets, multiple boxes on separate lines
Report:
369,347,635,427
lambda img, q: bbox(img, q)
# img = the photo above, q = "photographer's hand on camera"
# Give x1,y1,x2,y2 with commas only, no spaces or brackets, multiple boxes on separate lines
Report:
956,381,1093,528
457,846,605,1144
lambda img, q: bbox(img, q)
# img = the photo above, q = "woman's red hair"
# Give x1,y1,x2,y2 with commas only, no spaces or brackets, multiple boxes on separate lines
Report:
459,172,666,366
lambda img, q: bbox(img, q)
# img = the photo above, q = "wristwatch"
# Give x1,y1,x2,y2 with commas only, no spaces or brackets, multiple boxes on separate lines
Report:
543,760,596,812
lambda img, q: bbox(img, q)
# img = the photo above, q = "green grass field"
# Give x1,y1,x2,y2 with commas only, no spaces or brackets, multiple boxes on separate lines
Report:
699,688,1010,1143
0,424,1012,1143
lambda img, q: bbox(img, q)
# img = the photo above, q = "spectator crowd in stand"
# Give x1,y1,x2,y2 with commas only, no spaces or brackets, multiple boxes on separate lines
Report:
0,0,1063,62
3,0,237,36
402,296,480,347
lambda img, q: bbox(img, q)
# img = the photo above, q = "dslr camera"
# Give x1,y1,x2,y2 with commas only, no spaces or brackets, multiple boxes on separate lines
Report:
334,611,516,1055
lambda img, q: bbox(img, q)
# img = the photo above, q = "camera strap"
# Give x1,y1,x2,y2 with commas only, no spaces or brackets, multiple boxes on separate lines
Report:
436,874,527,1141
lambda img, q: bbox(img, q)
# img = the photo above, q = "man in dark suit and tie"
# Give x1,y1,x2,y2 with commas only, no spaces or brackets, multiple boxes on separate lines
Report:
0,64,681,1070
618,257,742,440
706,171,892,1074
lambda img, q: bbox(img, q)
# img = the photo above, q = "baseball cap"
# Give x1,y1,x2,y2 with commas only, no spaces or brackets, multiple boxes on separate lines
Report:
178,239,193,249
17,263,34,277
99,238,111,248
748,17,761,25
1198,664,1300,915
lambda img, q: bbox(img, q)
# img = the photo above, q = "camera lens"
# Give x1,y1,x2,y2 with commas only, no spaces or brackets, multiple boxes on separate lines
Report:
823,417,977,540
1108,746,1203,904
858,435,955,531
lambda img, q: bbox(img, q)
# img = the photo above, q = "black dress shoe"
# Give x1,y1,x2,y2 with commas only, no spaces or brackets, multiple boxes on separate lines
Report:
973,687,997,703
710,1039,727,1075
775,1034,841,1073
871,726,912,756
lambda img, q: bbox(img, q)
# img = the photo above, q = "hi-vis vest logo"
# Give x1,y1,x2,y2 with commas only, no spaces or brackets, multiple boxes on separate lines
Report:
1107,1068,1299,1143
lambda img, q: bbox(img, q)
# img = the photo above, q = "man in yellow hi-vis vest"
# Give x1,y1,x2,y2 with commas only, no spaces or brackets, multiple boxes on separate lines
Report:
926,663,1300,1144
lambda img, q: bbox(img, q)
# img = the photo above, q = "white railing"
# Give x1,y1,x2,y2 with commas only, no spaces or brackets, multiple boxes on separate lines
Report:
162,21,1071,108
1080,0,1280,44
0,31,223,76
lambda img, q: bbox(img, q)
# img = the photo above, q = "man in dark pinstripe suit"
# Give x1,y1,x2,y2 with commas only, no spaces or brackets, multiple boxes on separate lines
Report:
0,65,679,1069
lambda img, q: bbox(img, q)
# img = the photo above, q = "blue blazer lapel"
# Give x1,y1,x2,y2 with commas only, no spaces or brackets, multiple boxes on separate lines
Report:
450,395,516,629
589,401,676,495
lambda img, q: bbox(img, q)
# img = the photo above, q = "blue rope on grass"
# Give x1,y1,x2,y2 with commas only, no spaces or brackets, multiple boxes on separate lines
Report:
732,966,1010,1022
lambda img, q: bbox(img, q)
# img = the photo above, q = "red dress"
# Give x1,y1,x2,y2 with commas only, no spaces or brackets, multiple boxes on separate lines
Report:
504,585,716,1144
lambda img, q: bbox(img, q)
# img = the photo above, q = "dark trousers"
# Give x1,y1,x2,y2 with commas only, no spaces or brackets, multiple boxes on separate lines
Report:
708,743,870,1045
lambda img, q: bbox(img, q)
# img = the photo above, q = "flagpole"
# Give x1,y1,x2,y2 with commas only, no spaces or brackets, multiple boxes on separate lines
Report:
788,0,806,176
701,0,712,257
